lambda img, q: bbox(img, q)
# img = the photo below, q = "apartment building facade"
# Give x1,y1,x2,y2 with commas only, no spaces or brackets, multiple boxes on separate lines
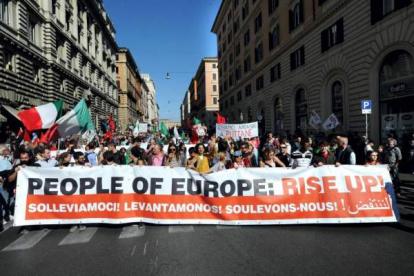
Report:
212,0,414,142
0,0,118,130
183,57,219,130
141,73,158,125
116,47,143,131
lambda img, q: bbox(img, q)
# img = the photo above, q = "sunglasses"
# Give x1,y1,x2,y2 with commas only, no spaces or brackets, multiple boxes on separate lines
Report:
280,147,287,149
241,147,247,150
170,149,176,152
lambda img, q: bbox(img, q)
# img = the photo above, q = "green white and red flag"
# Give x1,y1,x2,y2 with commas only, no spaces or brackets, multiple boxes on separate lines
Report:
18,100,63,132
41,99,94,143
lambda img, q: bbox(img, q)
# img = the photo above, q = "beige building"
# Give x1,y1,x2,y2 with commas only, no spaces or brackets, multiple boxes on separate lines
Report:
212,0,414,143
116,47,143,131
0,0,119,132
160,119,180,129
141,74,158,126
182,57,219,129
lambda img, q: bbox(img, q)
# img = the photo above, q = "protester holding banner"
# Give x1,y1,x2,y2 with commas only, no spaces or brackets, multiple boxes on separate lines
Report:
365,151,381,166
185,147,198,170
240,142,258,168
195,143,211,173
311,141,340,167
148,144,167,166
276,143,292,167
260,147,286,168
165,145,184,168
292,140,313,168
336,137,356,165
232,151,245,168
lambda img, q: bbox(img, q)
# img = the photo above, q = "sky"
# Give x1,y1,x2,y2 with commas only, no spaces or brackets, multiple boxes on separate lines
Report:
104,0,222,122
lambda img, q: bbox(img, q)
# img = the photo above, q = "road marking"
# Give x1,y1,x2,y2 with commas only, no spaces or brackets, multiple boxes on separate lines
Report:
2,230,50,251
131,245,137,256
143,242,148,255
58,227,98,245
216,225,240,230
168,225,194,233
119,225,146,239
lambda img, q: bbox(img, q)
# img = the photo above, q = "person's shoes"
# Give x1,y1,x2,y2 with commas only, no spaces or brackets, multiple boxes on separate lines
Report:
3,220,7,225
4,216,10,222
0,225,4,233
69,225,78,233
20,229,29,235
79,225,86,231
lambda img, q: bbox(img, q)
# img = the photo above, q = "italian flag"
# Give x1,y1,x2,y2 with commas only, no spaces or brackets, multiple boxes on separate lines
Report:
18,100,63,132
41,99,94,143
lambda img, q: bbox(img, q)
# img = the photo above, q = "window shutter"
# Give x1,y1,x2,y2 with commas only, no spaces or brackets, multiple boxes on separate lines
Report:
370,0,383,25
290,52,295,71
321,29,328,53
277,63,281,79
299,0,304,23
337,18,344,44
269,32,273,50
395,0,411,10
300,46,305,65
268,0,272,15
289,10,294,33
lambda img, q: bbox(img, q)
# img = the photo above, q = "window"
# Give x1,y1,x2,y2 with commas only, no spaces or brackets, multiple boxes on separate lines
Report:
33,65,41,83
212,63,217,68
227,11,232,22
332,81,343,124
254,12,262,33
244,29,250,46
289,0,304,32
242,0,249,20
269,24,280,51
52,0,57,16
321,18,344,53
229,53,233,65
225,100,228,108
230,96,234,106
213,97,218,105
254,42,263,64
268,0,279,14
245,84,252,97
236,65,242,81
371,0,411,25
213,73,217,80
0,0,9,24
237,91,242,102
228,32,232,44
224,61,227,71
213,84,217,92
233,17,240,33
4,49,15,71
295,89,307,129
319,0,328,5
222,22,226,32
244,55,251,73
229,73,233,86
224,81,228,92
78,22,83,44
222,42,226,53
56,37,65,60
270,63,281,82
256,75,264,91
290,46,305,71
235,42,241,56
28,18,37,44
66,11,71,32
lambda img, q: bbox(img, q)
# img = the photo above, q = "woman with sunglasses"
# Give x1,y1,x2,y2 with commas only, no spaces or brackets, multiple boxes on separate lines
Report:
260,147,286,168
165,145,183,168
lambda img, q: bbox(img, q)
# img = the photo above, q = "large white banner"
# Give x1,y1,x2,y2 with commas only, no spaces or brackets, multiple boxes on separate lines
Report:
14,165,399,226
216,122,258,140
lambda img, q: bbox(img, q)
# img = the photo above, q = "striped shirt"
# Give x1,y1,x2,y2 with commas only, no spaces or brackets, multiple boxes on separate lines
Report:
291,150,313,167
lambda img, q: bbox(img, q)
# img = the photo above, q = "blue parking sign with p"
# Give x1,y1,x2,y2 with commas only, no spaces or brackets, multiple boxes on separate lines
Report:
361,100,372,114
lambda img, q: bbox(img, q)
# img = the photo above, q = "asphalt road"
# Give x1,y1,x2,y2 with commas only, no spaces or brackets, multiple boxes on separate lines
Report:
0,217,414,276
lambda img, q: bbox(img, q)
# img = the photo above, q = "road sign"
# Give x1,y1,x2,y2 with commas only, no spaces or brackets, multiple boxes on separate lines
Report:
361,100,372,114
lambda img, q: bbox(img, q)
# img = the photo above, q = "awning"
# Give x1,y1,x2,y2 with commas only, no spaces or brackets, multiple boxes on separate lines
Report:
0,105,23,133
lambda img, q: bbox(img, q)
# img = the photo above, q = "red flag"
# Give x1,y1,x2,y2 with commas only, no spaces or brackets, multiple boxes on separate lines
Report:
215,112,226,124
17,128,31,142
109,113,115,131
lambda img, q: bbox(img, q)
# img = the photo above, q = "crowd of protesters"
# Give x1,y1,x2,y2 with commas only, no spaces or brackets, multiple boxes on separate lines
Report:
1,128,414,233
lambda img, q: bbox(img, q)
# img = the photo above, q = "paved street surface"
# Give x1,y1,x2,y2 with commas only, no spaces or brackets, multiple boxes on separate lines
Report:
0,216,414,276
0,175,413,276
